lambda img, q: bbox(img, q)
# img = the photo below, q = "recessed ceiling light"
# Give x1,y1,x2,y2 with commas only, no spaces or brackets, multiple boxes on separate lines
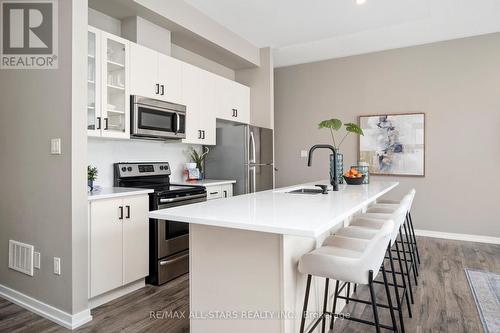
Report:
356,0,367,5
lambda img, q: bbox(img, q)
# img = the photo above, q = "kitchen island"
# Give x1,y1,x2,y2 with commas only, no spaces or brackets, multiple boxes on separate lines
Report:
149,180,398,333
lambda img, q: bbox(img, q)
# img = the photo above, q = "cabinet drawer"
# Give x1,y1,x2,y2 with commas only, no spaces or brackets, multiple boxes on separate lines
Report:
206,185,223,200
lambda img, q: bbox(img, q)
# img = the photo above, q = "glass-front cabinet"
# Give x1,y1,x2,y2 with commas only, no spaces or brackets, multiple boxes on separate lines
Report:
87,27,100,136
87,27,130,139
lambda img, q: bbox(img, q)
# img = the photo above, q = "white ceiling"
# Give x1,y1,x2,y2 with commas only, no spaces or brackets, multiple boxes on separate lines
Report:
184,0,500,67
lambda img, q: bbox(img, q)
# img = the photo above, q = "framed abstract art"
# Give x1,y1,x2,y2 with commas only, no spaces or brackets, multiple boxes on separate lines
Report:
358,113,425,177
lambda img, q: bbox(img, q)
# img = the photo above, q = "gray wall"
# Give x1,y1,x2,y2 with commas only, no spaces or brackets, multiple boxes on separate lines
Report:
0,0,88,314
275,33,500,237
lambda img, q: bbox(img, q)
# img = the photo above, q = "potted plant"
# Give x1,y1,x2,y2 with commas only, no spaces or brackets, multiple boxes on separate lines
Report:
190,147,210,179
88,165,98,192
318,119,364,183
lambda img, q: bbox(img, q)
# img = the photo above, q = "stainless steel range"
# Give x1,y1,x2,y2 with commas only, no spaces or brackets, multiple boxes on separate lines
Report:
114,162,206,285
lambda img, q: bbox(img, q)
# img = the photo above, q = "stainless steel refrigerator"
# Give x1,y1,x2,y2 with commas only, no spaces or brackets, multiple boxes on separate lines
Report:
204,120,274,195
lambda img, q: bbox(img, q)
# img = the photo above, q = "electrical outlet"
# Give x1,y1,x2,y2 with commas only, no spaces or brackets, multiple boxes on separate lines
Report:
50,138,61,155
34,252,41,269
300,150,308,158
53,257,61,275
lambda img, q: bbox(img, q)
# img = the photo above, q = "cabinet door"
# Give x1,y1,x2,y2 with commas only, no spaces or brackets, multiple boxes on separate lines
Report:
130,43,159,99
122,195,149,285
233,83,250,124
158,53,183,104
90,198,123,297
181,63,202,144
215,77,250,124
87,27,101,137
215,76,233,121
101,32,130,139
221,184,234,198
200,71,217,145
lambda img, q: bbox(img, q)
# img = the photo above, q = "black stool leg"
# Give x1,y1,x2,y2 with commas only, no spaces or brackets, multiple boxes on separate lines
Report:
408,212,421,265
368,270,381,333
399,228,414,304
329,280,340,330
322,278,330,333
405,214,419,274
382,265,398,332
388,245,405,333
300,274,312,333
354,283,357,293
395,240,412,318
346,282,351,304
404,221,419,283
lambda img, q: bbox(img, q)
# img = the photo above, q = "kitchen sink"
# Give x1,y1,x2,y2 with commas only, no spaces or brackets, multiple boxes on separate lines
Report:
287,188,324,194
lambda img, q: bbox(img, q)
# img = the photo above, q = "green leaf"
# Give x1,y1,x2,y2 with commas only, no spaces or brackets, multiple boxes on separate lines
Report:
318,119,342,131
344,123,364,136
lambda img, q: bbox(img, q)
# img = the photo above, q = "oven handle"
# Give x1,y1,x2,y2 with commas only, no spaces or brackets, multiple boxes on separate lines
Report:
159,252,188,266
159,193,207,204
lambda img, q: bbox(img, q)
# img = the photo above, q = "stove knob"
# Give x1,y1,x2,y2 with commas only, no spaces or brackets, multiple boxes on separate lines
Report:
163,165,168,170
127,167,132,172
159,166,164,170
121,167,126,172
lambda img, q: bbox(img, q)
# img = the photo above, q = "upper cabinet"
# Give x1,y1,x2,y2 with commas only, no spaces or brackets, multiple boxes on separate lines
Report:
130,44,182,104
88,26,252,143
182,63,216,145
215,77,250,124
87,27,130,139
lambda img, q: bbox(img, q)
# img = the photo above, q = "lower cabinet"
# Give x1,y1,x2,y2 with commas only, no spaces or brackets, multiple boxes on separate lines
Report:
206,184,234,200
89,194,149,298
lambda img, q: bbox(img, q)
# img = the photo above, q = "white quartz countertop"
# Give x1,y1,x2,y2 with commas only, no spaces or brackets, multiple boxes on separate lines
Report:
175,179,236,186
88,187,154,201
149,180,398,238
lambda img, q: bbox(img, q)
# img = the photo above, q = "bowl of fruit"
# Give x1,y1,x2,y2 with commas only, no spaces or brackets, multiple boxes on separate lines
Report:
343,168,365,185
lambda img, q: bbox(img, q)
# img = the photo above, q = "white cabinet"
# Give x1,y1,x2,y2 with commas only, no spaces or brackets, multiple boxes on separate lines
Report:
182,63,216,145
216,77,250,124
158,53,183,104
129,43,182,104
206,183,234,200
87,27,130,139
89,195,149,298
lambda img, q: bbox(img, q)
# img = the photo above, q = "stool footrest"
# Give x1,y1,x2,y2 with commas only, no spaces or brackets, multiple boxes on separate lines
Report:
330,312,396,331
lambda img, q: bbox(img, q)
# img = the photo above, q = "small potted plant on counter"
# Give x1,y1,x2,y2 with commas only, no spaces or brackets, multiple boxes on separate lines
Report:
318,119,364,183
88,165,98,192
190,147,210,180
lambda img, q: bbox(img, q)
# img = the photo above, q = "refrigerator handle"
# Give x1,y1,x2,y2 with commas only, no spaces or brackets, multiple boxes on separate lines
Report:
249,131,256,164
252,166,257,193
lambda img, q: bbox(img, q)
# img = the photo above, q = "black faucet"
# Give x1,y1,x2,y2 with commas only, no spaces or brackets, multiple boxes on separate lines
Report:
307,144,339,191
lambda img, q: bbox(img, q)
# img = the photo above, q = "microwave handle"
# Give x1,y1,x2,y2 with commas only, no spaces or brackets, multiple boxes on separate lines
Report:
174,113,180,133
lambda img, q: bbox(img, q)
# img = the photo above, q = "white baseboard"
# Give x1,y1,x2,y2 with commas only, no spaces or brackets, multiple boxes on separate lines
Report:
0,284,92,330
415,229,500,245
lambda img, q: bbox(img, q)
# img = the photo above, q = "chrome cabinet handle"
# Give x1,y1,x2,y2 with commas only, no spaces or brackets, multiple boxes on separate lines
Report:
118,206,123,220
96,117,101,130
104,118,109,130
155,83,160,94
160,84,165,96
125,205,130,219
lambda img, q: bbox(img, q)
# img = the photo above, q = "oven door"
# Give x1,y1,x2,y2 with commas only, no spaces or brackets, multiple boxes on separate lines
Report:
132,99,186,139
157,194,206,258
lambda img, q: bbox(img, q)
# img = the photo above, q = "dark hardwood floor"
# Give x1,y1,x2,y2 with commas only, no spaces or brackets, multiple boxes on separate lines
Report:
0,237,498,333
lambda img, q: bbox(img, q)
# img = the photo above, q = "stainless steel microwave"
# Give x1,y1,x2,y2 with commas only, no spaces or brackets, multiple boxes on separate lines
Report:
131,95,186,140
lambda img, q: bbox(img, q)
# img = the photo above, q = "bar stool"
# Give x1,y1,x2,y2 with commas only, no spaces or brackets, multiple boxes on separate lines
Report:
373,189,420,267
298,219,396,333
333,205,412,332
